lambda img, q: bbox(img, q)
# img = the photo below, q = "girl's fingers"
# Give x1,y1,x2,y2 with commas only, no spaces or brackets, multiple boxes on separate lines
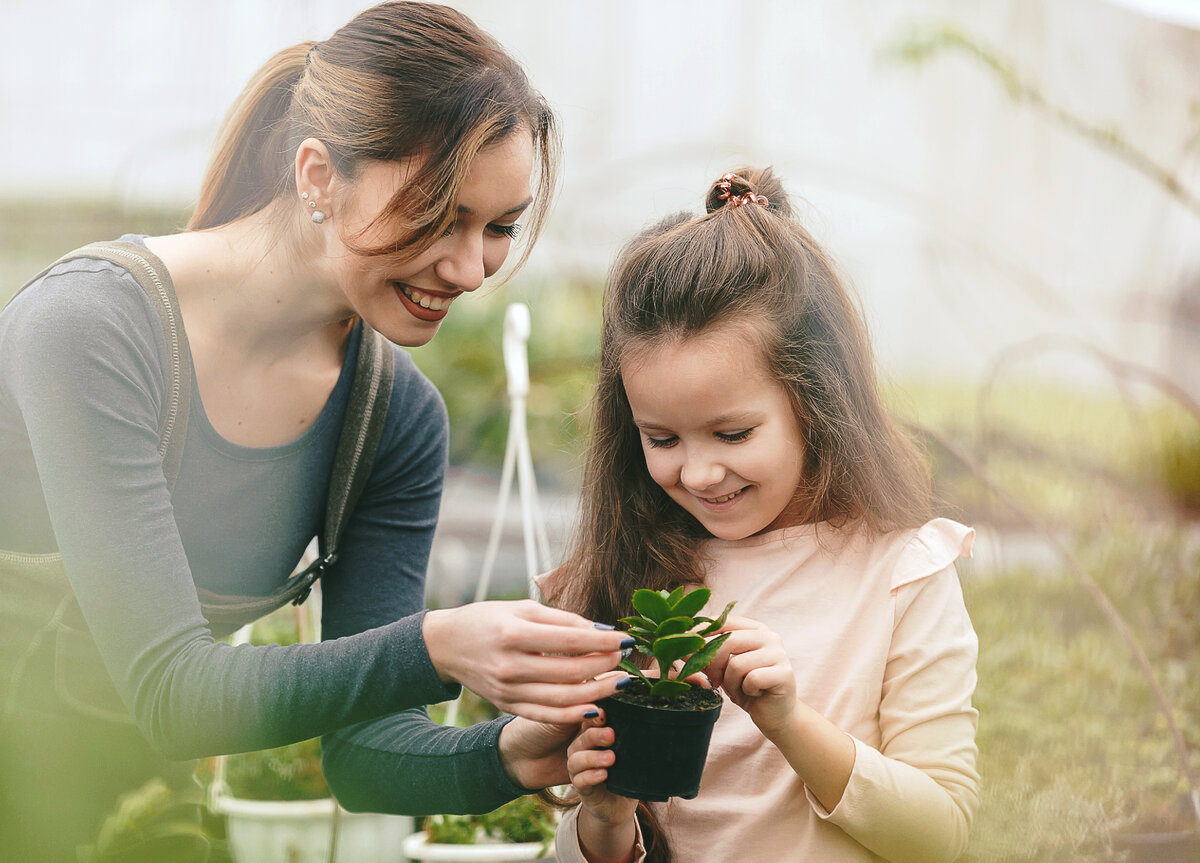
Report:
567,724,616,791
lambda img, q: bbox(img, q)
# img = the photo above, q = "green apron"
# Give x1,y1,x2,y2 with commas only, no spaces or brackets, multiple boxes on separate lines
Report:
0,242,395,862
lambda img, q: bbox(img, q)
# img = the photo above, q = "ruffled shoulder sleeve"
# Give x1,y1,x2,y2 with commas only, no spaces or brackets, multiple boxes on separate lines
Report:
532,568,562,607
890,517,975,593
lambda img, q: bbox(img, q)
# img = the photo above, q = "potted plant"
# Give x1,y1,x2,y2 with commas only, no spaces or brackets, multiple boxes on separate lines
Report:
400,688,559,862
592,586,735,802
401,794,558,862
205,604,415,863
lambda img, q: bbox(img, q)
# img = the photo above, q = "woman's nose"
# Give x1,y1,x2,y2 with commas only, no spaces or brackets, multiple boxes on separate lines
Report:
434,232,486,292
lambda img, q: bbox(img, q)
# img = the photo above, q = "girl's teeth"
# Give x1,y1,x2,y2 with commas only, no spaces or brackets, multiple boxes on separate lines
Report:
708,491,739,503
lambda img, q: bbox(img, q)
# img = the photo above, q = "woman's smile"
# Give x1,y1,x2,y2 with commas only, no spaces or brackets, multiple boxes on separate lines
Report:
392,281,459,321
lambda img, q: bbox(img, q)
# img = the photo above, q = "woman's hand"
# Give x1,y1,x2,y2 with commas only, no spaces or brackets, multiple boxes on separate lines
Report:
568,714,639,862
423,600,632,724
703,615,798,736
496,716,577,790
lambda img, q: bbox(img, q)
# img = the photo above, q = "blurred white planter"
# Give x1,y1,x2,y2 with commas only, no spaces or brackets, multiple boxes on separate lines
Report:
401,831,554,862
214,795,413,863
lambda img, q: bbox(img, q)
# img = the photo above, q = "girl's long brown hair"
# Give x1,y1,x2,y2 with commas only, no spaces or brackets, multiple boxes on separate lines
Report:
549,170,932,860
550,166,932,628
189,1,559,271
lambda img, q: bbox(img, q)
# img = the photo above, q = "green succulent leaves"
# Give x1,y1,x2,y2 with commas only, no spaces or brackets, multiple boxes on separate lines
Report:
618,586,736,698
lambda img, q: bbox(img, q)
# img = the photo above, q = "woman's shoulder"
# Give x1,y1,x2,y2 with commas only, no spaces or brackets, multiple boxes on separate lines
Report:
2,242,165,373
361,342,449,477
383,345,447,430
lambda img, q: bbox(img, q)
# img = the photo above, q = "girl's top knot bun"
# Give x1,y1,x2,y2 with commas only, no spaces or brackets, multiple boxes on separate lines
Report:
704,167,791,216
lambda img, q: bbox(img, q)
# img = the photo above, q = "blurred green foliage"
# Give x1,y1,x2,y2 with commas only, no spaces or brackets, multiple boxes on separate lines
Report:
961,526,1199,862
422,795,557,847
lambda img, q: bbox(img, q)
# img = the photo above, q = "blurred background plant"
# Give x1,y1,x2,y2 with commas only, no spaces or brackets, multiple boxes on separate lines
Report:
5,1,1199,860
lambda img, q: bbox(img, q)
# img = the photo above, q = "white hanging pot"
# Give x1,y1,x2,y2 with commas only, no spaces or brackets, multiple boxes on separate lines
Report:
212,794,413,863
401,830,555,862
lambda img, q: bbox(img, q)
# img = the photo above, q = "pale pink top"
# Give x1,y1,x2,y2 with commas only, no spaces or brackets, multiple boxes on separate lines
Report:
549,518,980,863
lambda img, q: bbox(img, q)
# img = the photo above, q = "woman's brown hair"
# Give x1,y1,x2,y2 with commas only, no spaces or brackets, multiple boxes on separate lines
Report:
550,167,932,631
189,1,559,271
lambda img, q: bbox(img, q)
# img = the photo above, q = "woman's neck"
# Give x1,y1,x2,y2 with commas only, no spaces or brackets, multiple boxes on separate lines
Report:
143,204,353,365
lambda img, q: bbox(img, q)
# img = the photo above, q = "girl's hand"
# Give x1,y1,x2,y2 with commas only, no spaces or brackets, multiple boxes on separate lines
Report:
704,615,798,736
568,714,639,859
423,600,631,725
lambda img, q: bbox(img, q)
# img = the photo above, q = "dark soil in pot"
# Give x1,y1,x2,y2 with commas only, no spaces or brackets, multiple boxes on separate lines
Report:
598,681,722,802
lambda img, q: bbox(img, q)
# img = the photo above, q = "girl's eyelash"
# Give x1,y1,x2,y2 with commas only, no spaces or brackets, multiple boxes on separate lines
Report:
489,222,521,240
645,435,678,449
717,429,752,442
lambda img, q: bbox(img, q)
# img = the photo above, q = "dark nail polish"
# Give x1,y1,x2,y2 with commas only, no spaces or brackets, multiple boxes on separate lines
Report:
621,647,633,659
584,709,600,719
615,675,633,691
592,622,615,630
619,636,635,649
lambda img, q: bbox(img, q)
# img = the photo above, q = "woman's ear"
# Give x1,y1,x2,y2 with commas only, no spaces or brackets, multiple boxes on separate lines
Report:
295,137,335,219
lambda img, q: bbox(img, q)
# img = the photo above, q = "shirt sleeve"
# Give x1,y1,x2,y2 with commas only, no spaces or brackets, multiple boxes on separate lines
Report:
554,803,648,863
1,265,459,760
809,520,980,863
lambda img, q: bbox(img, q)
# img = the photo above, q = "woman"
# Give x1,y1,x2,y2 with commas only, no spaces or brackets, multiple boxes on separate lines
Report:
0,4,629,860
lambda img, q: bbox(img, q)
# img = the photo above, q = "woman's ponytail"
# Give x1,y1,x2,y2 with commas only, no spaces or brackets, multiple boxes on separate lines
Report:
188,42,313,231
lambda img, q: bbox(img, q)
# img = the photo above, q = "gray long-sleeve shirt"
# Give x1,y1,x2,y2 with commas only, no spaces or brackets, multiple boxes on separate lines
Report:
0,238,525,814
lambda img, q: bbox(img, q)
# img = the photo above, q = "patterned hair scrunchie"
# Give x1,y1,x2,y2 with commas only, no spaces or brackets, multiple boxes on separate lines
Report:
715,172,768,208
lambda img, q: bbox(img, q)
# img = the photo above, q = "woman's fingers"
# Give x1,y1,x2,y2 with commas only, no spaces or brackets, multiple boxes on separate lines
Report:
496,600,634,655
422,601,633,722
491,675,633,724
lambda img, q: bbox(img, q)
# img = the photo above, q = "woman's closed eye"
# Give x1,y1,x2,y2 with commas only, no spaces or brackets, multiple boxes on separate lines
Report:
487,222,522,240
441,222,522,239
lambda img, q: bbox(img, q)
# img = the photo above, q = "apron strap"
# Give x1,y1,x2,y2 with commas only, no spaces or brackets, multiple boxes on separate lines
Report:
12,242,395,623
13,241,192,491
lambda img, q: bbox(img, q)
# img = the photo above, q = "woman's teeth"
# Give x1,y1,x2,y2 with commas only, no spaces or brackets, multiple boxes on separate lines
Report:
401,285,452,311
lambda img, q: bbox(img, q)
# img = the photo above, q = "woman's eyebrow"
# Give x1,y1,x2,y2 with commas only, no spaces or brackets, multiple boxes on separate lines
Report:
457,197,533,218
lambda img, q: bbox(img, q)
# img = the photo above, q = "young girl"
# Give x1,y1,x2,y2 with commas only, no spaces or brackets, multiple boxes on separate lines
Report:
0,4,630,860
540,168,980,863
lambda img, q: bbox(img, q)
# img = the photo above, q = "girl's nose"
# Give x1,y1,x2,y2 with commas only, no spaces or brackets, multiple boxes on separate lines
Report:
434,232,486,292
680,451,725,492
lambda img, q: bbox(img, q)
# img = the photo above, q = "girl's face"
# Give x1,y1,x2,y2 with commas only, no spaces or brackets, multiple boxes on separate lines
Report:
621,324,807,540
333,132,534,347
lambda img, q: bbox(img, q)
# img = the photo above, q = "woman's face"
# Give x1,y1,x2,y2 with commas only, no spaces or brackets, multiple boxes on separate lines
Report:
333,132,535,347
621,324,807,540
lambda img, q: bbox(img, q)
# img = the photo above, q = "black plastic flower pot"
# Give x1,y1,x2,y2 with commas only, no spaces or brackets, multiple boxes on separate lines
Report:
598,684,722,802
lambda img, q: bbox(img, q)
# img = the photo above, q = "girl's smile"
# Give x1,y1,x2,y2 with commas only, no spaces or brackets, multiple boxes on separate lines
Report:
622,322,807,540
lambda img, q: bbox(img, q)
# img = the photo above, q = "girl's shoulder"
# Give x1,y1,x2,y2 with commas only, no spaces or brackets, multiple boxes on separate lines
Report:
866,517,975,593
